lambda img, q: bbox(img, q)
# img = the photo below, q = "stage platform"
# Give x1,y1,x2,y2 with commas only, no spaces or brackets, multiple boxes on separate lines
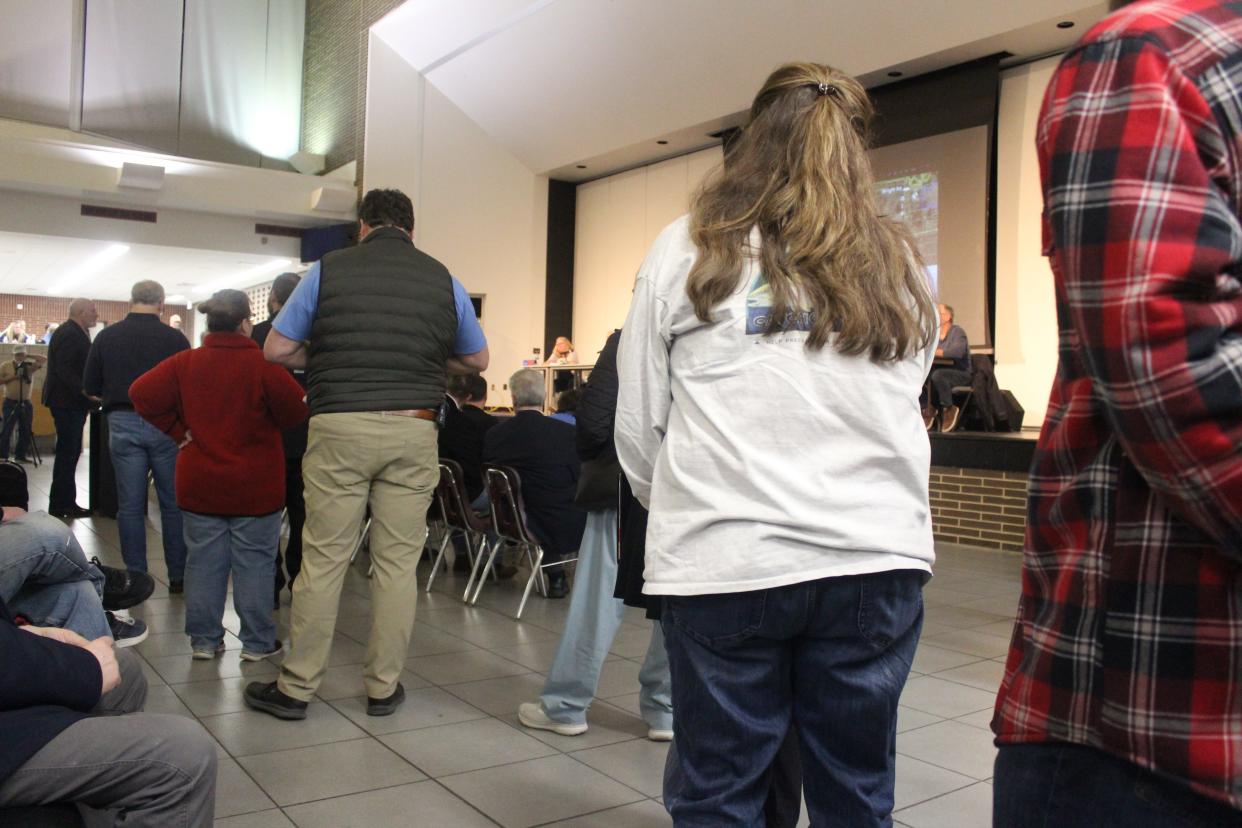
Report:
930,427,1039,473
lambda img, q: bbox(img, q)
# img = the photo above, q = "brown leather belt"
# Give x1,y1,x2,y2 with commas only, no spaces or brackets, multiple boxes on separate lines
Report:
382,408,437,421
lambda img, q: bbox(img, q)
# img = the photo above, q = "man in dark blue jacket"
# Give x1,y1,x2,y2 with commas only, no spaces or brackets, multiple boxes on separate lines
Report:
0,596,216,824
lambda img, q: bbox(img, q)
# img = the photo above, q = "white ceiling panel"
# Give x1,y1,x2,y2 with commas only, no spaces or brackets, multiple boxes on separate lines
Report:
0,231,297,304
374,0,1108,178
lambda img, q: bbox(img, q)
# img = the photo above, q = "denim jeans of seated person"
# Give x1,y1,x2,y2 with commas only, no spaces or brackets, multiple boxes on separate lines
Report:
0,512,109,640
661,570,923,827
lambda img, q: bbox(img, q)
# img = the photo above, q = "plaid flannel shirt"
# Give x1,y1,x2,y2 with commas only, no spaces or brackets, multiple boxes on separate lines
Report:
992,0,1242,808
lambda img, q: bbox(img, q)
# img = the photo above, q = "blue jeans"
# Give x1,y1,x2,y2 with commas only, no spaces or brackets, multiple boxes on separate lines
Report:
0,512,109,640
661,570,924,827
0,398,32,459
994,743,1242,827
107,411,186,581
49,407,88,510
182,510,280,653
539,509,672,730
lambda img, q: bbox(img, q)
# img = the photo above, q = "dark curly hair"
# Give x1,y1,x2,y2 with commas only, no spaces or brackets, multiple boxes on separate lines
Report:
358,188,414,233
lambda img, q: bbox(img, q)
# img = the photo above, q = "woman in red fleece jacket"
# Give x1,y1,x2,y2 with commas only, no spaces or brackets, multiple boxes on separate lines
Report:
131,289,307,662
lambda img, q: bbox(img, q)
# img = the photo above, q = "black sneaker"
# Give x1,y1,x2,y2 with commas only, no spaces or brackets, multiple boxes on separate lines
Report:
546,573,570,599
106,611,149,648
367,682,405,717
244,681,308,720
50,504,91,519
168,580,184,595
91,557,155,611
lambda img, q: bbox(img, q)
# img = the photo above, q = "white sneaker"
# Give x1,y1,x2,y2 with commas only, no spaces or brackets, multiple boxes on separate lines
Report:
647,728,673,742
518,702,588,736
240,642,284,662
191,643,225,660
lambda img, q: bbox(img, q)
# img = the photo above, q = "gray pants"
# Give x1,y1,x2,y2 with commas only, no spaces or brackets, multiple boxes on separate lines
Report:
0,649,217,826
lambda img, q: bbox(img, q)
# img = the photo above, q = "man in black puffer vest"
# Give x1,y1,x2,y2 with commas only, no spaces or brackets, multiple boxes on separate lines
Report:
246,189,489,721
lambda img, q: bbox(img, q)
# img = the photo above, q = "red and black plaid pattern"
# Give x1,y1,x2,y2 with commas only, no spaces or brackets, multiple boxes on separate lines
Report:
992,0,1242,809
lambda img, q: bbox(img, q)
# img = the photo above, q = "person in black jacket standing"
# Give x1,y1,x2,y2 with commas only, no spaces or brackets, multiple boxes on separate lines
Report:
516,330,673,739
43,298,97,519
251,273,308,604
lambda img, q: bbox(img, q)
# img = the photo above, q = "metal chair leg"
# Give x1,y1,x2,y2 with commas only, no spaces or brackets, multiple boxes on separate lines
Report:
461,532,482,601
425,528,453,592
470,538,503,605
516,546,544,619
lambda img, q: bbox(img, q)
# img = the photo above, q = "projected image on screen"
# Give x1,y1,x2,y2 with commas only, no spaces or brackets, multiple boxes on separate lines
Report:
875,172,938,289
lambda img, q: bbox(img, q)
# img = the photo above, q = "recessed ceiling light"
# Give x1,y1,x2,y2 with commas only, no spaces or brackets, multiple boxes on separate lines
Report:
576,165,587,169
888,71,903,78
657,140,668,145
1057,20,1074,28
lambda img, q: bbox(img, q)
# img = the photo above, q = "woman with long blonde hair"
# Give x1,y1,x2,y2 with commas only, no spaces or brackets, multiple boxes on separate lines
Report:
616,62,937,826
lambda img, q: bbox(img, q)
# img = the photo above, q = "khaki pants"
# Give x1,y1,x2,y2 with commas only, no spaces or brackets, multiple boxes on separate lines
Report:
278,412,438,701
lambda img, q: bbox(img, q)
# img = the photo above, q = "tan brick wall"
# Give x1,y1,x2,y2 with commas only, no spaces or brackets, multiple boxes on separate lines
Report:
301,0,405,179
0,294,192,341
930,466,1027,551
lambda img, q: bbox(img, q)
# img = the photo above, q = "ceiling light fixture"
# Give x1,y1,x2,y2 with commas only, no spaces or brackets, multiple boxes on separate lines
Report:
165,294,187,306
47,243,130,295
192,258,292,295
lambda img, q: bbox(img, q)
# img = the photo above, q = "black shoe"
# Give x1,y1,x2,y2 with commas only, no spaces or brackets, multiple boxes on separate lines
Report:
105,611,149,647
50,504,91,519
244,681,308,720
168,580,184,595
92,557,155,611
546,574,570,599
367,682,405,717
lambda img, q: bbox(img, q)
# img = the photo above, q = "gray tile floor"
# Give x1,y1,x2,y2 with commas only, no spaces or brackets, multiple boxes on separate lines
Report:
36,453,1021,826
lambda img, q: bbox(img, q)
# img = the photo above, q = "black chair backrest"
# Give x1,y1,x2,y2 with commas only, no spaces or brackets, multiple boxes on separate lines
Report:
438,459,488,533
484,465,536,545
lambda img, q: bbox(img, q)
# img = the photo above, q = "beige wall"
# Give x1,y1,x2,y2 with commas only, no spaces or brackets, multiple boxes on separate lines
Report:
993,56,1060,428
364,33,548,406
572,60,1062,428
572,146,722,362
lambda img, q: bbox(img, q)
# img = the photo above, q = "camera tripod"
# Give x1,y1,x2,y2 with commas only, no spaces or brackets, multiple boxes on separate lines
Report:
2,360,42,467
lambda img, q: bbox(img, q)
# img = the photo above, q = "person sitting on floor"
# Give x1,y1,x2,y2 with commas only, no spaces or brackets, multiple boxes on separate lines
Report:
0,508,152,646
482,369,586,599
0,594,217,825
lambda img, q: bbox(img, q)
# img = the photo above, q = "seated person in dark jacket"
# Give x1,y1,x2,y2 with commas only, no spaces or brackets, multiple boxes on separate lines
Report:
439,373,498,509
0,595,217,824
925,303,971,432
482,369,586,599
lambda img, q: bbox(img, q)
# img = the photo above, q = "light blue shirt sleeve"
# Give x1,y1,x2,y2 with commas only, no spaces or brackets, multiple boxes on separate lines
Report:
452,278,487,355
271,262,321,342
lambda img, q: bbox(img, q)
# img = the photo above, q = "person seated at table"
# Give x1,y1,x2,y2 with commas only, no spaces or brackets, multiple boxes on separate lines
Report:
482,369,586,599
0,320,36,344
544,336,577,365
924,303,971,432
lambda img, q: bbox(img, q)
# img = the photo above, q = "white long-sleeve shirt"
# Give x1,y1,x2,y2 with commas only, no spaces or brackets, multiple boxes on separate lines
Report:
615,215,938,596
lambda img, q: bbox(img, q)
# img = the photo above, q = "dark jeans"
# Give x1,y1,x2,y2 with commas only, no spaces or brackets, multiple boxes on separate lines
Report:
930,368,972,409
276,456,305,593
661,570,924,827
49,407,88,510
994,743,1242,827
0,399,32,459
